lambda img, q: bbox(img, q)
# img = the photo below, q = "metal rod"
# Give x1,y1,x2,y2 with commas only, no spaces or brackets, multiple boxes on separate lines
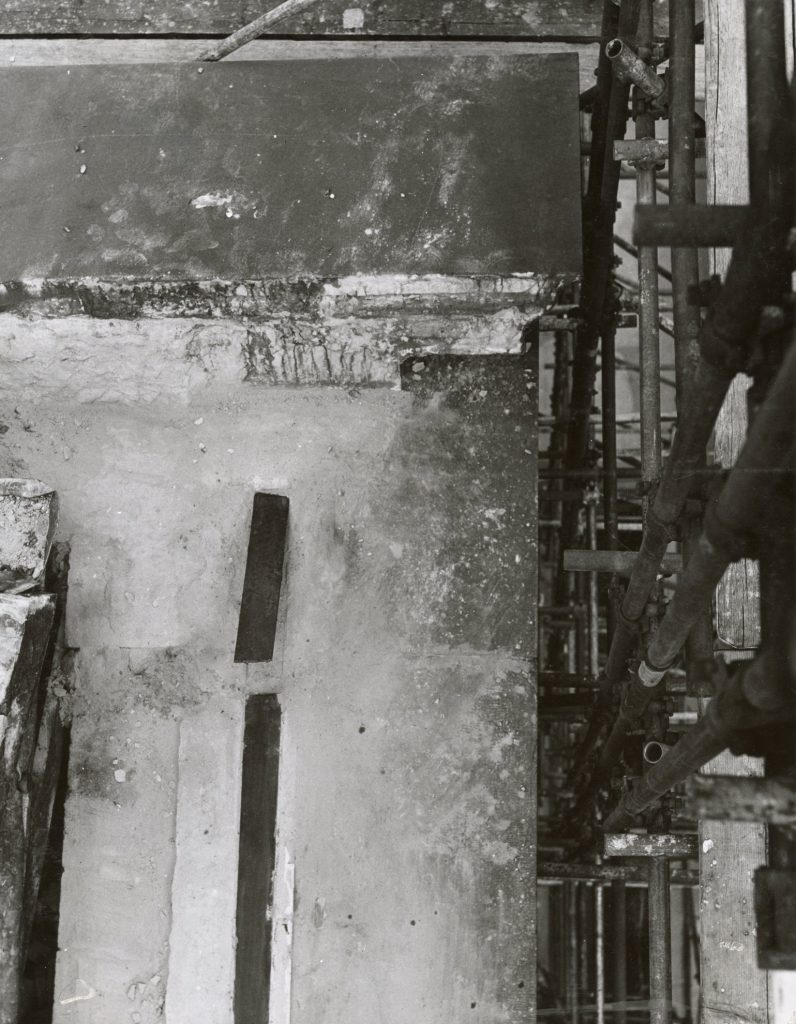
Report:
602,650,792,830
669,0,715,676
601,200,785,693
561,0,641,550
613,234,673,282
606,37,665,100
745,0,790,212
587,495,600,678
645,341,796,671
648,859,672,1024
198,0,320,60
612,880,628,1024
600,319,619,637
634,2,662,497
566,880,580,1024
539,866,699,886
669,0,701,397
564,550,682,575
634,204,748,247
596,883,606,1024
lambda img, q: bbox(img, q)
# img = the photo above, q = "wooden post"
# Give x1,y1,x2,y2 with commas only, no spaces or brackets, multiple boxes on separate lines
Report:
706,0,760,651
701,4,795,1021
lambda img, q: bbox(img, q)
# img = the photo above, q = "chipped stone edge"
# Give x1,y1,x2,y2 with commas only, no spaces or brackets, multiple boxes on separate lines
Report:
0,273,575,322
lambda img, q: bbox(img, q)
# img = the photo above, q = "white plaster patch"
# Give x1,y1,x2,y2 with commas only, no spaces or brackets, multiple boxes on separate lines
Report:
58,978,97,1005
190,192,235,210
342,7,365,30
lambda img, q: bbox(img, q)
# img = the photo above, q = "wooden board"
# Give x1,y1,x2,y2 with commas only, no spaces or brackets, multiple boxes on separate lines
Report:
0,0,697,41
705,0,760,651
234,494,289,664
698,751,769,1024
234,695,281,1024
701,7,772,1020
0,57,582,280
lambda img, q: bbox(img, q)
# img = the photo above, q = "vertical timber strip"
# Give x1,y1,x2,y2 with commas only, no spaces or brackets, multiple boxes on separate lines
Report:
234,494,289,663
706,0,760,650
702,7,770,1020
699,752,769,1024
234,695,282,1024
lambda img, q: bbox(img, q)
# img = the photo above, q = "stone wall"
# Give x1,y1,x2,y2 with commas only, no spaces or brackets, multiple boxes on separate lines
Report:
0,281,540,1024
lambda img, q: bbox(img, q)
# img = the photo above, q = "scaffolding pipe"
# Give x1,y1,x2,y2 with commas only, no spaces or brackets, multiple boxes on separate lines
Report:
669,0,714,672
606,38,666,101
612,879,628,1024
596,883,606,1024
566,881,580,1024
745,0,791,213
603,651,794,831
587,495,601,677
561,0,641,551
645,339,796,672
668,0,701,395
634,80,663,494
648,859,672,1024
601,197,788,693
600,319,620,639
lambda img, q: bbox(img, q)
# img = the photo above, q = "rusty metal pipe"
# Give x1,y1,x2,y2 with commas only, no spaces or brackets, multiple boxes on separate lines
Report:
634,1,663,501
668,0,701,394
560,0,641,551
596,883,606,1024
668,0,714,672
745,0,790,212
648,858,672,1024
600,327,620,639
643,740,672,765
606,38,666,101
602,201,788,693
612,879,628,1024
603,651,794,831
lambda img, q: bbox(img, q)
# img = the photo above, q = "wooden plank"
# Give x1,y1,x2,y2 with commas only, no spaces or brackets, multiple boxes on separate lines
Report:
0,40,708,105
233,695,281,1024
563,549,682,575
705,0,760,651
603,833,699,859
0,1,698,41
699,750,769,1024
234,494,289,664
689,775,796,824
701,8,773,1016
0,57,582,280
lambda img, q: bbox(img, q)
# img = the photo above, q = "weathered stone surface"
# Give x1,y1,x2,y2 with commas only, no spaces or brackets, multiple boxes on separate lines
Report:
0,300,544,398
6,354,539,1024
0,274,561,321
165,701,245,1024
0,58,581,280
5,305,538,1024
0,0,690,40
53,663,179,1024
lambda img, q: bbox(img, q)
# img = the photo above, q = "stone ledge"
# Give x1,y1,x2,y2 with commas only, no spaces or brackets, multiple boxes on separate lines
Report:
0,273,569,322
0,306,540,396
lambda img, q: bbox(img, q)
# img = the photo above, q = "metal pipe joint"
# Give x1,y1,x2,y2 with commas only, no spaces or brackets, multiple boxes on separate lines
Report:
606,38,666,104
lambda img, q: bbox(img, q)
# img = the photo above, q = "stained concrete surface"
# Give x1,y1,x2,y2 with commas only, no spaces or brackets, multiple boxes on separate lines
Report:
0,304,538,1024
0,57,581,279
